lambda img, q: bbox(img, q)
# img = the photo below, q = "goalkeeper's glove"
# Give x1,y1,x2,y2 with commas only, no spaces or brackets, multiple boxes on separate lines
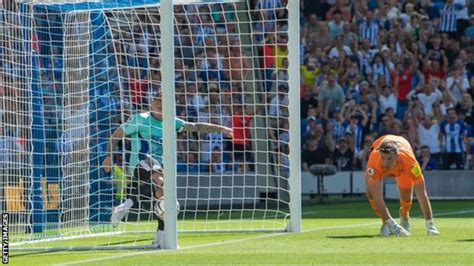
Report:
385,219,411,237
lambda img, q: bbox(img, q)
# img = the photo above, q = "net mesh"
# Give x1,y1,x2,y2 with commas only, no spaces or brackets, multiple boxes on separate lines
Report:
1,0,293,250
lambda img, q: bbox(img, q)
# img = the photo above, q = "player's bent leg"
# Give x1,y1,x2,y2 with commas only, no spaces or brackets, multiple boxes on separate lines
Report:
398,186,413,232
151,176,165,248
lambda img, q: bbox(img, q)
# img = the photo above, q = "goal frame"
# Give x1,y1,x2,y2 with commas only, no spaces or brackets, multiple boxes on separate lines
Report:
8,0,301,252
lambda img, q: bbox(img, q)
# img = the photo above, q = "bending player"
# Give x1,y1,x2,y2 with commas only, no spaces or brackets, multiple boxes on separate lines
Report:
102,92,233,247
365,134,440,236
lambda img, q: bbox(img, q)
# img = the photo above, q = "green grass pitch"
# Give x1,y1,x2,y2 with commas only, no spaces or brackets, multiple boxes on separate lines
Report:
8,200,474,265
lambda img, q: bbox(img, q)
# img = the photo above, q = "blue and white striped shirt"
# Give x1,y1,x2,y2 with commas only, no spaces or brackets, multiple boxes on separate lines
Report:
255,0,283,9
330,119,346,142
439,4,460,32
372,63,391,85
359,19,379,48
345,122,364,153
440,120,465,153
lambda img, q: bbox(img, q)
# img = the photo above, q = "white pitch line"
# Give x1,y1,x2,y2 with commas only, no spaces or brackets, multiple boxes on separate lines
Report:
54,209,474,266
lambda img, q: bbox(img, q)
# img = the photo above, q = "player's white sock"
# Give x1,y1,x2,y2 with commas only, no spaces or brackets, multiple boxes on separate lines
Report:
426,219,434,227
152,230,165,248
426,219,440,236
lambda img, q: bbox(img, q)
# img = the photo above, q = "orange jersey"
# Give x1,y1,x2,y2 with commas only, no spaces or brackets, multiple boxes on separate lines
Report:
365,135,423,189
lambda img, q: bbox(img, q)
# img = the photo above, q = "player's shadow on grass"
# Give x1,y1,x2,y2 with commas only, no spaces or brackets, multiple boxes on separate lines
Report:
457,239,474,242
327,234,378,239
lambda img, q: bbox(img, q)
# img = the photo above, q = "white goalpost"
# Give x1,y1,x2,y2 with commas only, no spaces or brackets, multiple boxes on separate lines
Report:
1,0,301,252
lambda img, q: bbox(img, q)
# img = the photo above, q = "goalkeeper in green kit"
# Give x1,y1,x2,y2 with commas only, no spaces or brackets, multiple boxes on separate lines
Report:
102,92,233,248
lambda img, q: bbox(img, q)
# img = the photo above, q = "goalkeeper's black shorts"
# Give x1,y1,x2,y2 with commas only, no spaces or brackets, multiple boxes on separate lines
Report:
134,154,163,185
127,155,163,216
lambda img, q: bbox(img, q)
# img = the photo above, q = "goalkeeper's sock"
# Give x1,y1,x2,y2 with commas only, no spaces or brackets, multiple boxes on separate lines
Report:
153,230,165,248
399,200,412,218
158,217,164,230
426,219,434,228
369,199,384,221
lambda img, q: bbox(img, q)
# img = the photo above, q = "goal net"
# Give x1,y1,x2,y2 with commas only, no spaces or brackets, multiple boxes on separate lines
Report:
1,0,300,251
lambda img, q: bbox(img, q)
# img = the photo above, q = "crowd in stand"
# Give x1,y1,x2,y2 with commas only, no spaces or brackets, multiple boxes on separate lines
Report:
1,0,473,177
295,0,474,171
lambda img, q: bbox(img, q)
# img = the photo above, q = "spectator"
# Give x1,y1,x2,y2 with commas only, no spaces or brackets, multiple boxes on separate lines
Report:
384,31,402,55
371,53,391,86
328,10,344,40
269,84,289,117
187,82,207,120
378,107,401,135
439,108,466,169
378,85,397,114
358,10,380,48
263,34,276,91
463,14,474,39
390,120,403,136
358,39,377,77
300,86,319,118
418,145,440,171
328,34,353,59
326,0,352,22
315,60,336,86
454,0,470,36
207,147,228,174
423,58,447,84
455,93,474,126
274,35,288,70
342,22,359,50
354,134,375,170
416,83,442,116
332,136,354,171
446,66,469,104
302,13,319,41
271,57,289,90
302,124,333,171
354,80,375,104
326,107,346,143
300,57,319,88
312,22,333,51
439,90,457,115
129,69,148,110
414,112,441,161
231,105,254,171
392,56,414,118
318,73,345,116
439,0,463,39
224,40,251,81
345,111,367,154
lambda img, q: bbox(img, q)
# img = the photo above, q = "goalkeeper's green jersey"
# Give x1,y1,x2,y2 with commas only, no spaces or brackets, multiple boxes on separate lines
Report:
120,112,184,174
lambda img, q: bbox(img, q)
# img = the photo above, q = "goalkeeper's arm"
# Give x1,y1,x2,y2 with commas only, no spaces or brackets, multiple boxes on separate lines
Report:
181,121,233,138
102,127,125,173
367,179,392,221
367,178,409,236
